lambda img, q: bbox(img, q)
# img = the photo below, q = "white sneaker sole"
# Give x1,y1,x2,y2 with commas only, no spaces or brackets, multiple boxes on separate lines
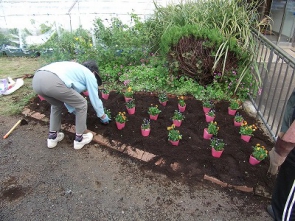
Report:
47,132,65,148
74,132,93,150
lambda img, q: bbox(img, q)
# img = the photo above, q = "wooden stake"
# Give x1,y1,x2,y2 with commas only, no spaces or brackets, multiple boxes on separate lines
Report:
3,120,22,139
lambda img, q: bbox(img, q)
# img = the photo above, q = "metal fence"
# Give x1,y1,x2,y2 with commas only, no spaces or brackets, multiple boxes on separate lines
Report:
249,30,295,142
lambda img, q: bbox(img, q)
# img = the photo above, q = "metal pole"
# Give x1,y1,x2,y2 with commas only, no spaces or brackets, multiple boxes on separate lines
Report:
277,0,289,45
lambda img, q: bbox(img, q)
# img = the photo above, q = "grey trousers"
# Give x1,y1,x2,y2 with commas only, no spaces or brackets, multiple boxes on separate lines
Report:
32,70,87,134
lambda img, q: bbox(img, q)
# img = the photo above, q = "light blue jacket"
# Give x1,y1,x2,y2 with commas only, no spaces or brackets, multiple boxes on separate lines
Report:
39,61,105,118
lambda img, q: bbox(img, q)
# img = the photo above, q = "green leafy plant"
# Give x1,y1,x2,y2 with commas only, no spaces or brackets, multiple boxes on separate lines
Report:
141,118,151,130
148,104,161,116
239,121,257,136
172,110,185,121
125,99,135,109
124,87,134,98
203,100,214,108
104,108,112,120
210,137,225,151
115,112,127,123
229,99,240,110
101,88,109,94
206,109,215,117
234,112,243,123
252,143,268,161
167,124,182,141
207,121,219,136
158,93,168,102
178,96,186,107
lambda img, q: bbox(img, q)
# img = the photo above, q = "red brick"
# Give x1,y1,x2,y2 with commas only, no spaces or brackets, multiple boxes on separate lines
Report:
232,185,253,193
141,152,156,162
22,108,32,116
124,146,145,159
31,112,45,120
203,174,228,187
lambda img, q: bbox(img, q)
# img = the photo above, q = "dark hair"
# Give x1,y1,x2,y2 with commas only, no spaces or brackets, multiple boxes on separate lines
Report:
82,60,102,86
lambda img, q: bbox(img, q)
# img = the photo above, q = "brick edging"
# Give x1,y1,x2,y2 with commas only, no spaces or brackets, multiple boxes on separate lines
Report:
23,107,261,195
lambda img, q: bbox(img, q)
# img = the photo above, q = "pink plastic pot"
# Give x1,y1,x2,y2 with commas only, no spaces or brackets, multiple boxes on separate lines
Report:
159,101,167,106
124,97,133,102
83,91,89,96
211,148,224,158
241,134,251,142
116,122,126,130
172,119,182,127
38,95,45,101
150,114,159,120
205,114,215,123
169,140,180,146
234,120,242,127
203,107,211,114
203,128,213,140
126,106,136,115
178,104,186,113
141,128,151,137
249,155,261,165
101,92,109,100
228,107,237,116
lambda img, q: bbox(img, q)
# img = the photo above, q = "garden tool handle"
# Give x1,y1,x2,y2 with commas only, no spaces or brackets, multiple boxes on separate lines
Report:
3,120,22,139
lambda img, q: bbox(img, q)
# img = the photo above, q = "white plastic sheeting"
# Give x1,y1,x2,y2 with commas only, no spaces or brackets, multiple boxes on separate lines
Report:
0,0,178,30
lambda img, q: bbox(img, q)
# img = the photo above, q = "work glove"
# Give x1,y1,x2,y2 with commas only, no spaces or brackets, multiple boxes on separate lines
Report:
268,136,294,175
100,114,111,124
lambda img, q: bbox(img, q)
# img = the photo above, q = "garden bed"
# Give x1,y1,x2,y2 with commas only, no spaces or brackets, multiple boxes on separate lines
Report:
27,91,276,195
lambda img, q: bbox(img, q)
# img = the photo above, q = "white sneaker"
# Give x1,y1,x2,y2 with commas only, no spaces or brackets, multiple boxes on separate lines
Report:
74,132,93,150
47,132,65,148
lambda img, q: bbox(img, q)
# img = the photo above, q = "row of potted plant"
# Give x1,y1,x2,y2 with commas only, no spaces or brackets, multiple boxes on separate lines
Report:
106,92,267,165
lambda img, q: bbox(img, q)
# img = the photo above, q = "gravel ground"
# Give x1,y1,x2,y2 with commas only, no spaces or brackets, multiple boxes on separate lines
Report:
0,115,272,221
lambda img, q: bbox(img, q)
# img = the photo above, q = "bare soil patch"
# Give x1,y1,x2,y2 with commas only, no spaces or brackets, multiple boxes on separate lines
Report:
27,91,276,195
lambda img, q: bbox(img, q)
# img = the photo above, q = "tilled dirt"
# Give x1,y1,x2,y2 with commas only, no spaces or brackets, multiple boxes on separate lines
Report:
0,115,273,221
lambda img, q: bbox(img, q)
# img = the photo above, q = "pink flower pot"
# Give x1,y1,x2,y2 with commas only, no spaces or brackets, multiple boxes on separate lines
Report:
126,106,136,115
205,114,215,122
38,95,45,101
228,107,237,116
178,104,186,112
124,97,133,102
241,134,251,142
249,155,261,165
83,91,89,96
150,114,159,120
169,140,180,146
141,128,151,137
203,107,211,114
203,128,213,140
234,120,242,127
172,119,182,127
116,122,126,130
211,148,224,158
159,101,167,106
101,92,109,100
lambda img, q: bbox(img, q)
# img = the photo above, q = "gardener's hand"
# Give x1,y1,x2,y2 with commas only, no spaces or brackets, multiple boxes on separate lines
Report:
100,114,111,124
268,147,286,175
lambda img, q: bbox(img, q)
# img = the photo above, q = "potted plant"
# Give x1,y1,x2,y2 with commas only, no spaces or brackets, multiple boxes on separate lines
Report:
203,121,219,140
101,88,110,100
167,124,182,146
172,110,185,127
141,118,151,137
148,104,161,120
202,100,214,113
104,108,112,121
123,87,133,102
178,96,186,112
234,112,243,126
239,121,257,142
158,93,168,106
210,137,226,158
125,99,136,115
228,99,240,115
115,112,127,130
205,108,216,122
249,143,268,165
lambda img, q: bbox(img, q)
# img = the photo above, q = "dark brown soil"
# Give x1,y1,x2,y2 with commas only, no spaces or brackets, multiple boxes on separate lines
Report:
27,91,276,194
